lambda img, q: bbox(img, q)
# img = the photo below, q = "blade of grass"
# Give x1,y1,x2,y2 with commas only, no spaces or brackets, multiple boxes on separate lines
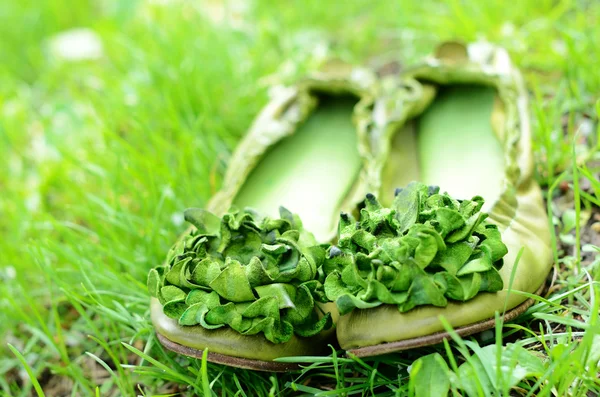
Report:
7,344,46,397
201,348,214,397
121,342,201,393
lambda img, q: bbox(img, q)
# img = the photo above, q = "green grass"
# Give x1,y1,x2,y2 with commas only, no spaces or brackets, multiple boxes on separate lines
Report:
1,0,599,395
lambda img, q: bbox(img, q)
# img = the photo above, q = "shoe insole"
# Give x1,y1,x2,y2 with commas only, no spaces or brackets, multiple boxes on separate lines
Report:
233,96,362,242
380,120,420,207
417,85,505,211
384,85,505,210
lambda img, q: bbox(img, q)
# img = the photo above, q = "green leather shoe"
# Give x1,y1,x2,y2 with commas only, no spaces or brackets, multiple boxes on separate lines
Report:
334,42,553,357
149,65,395,371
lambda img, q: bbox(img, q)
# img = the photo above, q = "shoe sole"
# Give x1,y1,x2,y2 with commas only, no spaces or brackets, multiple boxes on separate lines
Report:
346,281,546,358
156,332,300,372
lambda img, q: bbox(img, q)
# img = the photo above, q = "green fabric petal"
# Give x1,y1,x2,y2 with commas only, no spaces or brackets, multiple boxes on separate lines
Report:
282,284,315,325
400,274,447,312
204,303,248,331
191,258,222,287
209,259,255,302
147,269,160,298
475,224,509,262
429,241,475,275
185,289,221,307
336,293,384,315
242,296,280,319
160,285,185,303
324,271,350,302
358,279,408,305
163,301,187,319
183,208,221,235
479,268,504,292
457,252,493,276
393,183,425,233
165,259,186,287
161,285,187,318
244,256,276,287
254,283,297,309
294,311,333,337
389,263,425,292
434,272,481,301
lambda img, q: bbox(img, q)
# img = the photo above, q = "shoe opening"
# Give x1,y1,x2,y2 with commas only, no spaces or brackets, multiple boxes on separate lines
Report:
382,84,505,211
233,93,362,242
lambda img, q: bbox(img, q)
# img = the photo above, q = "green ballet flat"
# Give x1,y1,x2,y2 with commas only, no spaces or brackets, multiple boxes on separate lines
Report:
333,42,553,357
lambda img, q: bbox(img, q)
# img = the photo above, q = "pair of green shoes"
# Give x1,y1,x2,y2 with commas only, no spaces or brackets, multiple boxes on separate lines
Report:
147,42,553,371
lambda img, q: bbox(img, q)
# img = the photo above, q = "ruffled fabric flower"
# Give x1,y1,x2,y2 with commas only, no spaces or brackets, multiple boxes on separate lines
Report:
324,182,507,315
148,207,331,344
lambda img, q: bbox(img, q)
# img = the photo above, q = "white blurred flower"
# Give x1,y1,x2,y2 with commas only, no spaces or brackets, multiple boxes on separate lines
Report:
25,192,41,212
500,22,516,37
124,91,139,107
200,0,250,30
579,118,594,136
4,266,16,280
47,28,104,61
161,185,175,199
171,212,185,227
28,121,60,162
552,40,567,56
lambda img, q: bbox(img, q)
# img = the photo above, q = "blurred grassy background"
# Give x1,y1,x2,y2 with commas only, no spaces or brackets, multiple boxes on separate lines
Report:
1,0,599,395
